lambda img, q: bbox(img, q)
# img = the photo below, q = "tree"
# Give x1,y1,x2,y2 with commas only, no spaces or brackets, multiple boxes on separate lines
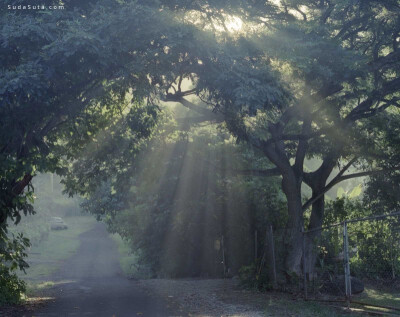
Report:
159,0,400,275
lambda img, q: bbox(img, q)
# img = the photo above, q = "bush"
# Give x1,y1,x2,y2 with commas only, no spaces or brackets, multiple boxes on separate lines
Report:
238,263,273,291
0,267,26,306
0,228,30,306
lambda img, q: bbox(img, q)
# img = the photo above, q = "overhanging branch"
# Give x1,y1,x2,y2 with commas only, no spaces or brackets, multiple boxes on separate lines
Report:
302,166,399,211
164,95,220,119
12,174,33,196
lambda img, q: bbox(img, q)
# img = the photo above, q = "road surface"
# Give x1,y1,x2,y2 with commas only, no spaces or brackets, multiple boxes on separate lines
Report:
31,222,182,317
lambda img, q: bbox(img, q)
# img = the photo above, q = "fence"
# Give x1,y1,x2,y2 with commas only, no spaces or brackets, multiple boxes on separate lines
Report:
249,212,400,313
302,224,347,300
300,211,400,313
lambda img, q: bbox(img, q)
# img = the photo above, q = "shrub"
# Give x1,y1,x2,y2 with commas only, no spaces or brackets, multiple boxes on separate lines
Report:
239,263,273,291
0,267,26,306
0,228,30,306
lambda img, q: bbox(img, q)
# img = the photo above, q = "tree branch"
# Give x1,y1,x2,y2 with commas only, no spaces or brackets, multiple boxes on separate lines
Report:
165,96,224,122
320,1,335,24
302,166,399,211
294,116,311,175
345,77,400,123
12,174,33,196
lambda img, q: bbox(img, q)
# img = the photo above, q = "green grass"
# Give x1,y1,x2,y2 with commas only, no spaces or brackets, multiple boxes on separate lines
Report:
262,297,348,316
19,216,97,294
264,286,400,316
8,213,50,247
352,286,400,313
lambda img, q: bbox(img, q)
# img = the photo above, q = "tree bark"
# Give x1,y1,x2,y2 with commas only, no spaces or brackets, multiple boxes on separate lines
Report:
302,159,336,276
281,171,304,276
0,174,33,226
303,190,325,276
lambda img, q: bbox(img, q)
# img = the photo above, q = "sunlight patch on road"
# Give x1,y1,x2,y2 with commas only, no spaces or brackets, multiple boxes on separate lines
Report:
36,279,77,289
26,296,55,302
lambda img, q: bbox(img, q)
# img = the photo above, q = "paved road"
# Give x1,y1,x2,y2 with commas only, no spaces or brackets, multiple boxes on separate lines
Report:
31,222,180,317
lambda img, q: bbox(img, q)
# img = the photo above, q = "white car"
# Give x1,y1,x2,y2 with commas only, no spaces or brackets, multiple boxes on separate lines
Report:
50,217,68,230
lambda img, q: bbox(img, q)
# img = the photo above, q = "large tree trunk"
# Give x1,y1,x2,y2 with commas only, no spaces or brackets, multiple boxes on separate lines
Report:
303,160,336,276
304,192,325,276
282,172,304,276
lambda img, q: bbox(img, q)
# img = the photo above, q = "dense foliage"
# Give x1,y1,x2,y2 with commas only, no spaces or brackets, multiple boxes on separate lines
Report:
0,230,29,305
319,198,400,281
79,112,286,277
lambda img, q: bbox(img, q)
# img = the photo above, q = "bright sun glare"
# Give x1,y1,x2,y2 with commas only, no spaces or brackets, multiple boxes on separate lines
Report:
226,16,243,32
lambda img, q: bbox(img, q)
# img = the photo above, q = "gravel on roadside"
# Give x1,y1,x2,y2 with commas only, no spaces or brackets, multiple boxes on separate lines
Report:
138,278,266,317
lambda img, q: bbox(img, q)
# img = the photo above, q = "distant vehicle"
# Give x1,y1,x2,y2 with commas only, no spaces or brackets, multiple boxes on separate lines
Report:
50,217,68,230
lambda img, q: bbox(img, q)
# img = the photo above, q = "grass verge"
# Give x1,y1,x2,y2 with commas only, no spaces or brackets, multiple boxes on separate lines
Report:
19,216,97,295
356,287,400,307
265,298,347,316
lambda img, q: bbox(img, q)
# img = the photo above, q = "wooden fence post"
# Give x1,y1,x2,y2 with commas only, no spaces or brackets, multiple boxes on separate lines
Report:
254,230,258,262
221,235,226,277
302,229,308,300
266,225,277,288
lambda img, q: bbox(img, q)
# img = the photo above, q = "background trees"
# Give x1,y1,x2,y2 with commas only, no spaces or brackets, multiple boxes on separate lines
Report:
77,109,287,277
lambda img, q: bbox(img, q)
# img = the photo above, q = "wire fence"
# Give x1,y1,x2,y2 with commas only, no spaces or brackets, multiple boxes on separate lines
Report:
251,212,400,314
302,225,347,300
299,211,400,313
